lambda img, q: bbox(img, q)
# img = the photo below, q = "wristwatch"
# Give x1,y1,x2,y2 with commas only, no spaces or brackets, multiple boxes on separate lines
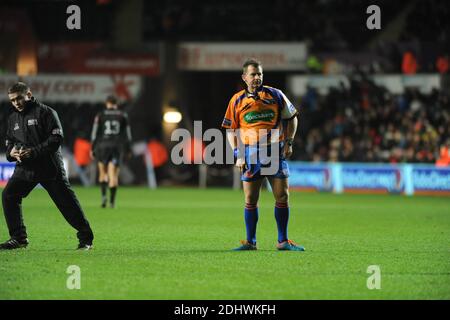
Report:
285,138,294,146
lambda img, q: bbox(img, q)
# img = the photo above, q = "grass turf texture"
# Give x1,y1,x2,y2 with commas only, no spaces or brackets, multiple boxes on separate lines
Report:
0,187,449,300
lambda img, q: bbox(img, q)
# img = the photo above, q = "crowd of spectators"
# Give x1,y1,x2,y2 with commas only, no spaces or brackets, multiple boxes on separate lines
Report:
293,77,450,163
1,78,448,166
2,0,449,162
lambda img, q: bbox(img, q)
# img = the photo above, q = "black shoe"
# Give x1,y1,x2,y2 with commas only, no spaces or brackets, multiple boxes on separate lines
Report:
0,238,29,250
77,243,93,251
101,199,107,208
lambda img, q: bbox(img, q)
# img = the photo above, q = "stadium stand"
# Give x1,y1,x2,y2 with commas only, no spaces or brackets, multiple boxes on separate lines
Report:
142,0,402,47
293,78,449,163
1,0,448,170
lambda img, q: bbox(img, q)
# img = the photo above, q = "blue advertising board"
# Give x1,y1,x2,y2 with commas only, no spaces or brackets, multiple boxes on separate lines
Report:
411,166,450,194
288,163,333,191
288,162,450,196
341,165,404,193
0,162,15,186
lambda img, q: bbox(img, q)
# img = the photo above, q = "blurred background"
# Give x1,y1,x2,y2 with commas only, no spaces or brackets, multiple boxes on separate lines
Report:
0,0,449,194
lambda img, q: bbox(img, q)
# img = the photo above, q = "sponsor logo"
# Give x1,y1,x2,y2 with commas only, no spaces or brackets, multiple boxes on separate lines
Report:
413,169,450,190
27,119,38,126
289,166,331,191
243,110,275,123
342,168,404,192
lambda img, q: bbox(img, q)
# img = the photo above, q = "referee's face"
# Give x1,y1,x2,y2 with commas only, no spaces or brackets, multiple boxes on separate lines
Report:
8,91,31,112
242,65,263,92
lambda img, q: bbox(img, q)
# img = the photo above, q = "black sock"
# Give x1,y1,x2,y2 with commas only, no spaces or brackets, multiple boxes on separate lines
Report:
110,187,117,205
100,182,107,202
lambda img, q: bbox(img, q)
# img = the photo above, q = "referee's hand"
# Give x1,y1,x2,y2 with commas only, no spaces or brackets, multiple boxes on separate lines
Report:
282,144,293,159
235,157,246,169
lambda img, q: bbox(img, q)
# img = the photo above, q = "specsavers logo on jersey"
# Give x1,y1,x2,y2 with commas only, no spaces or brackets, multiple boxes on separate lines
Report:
244,110,275,124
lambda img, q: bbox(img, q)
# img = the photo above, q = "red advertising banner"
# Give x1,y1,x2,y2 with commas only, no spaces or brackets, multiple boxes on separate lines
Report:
178,42,307,71
0,74,142,102
37,42,160,76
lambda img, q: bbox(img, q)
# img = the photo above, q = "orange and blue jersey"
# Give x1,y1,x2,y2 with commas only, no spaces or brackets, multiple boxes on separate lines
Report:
222,85,298,145
222,85,298,181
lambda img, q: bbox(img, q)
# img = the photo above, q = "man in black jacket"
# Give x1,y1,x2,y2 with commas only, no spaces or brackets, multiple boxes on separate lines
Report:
0,82,94,250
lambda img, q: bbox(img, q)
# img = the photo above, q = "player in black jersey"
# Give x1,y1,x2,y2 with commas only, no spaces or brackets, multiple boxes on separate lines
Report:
90,95,132,208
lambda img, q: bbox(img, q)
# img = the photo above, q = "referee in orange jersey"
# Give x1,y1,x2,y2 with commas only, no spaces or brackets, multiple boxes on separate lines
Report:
222,59,305,251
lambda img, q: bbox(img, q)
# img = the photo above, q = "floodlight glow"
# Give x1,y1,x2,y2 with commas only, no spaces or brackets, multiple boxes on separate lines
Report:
163,111,182,124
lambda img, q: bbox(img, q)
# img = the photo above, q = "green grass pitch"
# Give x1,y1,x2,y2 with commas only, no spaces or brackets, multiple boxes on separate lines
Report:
0,187,449,299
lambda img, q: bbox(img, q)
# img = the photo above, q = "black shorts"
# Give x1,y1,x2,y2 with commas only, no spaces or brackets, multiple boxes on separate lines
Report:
95,145,123,166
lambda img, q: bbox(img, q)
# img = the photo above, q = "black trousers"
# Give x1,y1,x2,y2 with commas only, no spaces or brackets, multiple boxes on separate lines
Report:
2,178,94,244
